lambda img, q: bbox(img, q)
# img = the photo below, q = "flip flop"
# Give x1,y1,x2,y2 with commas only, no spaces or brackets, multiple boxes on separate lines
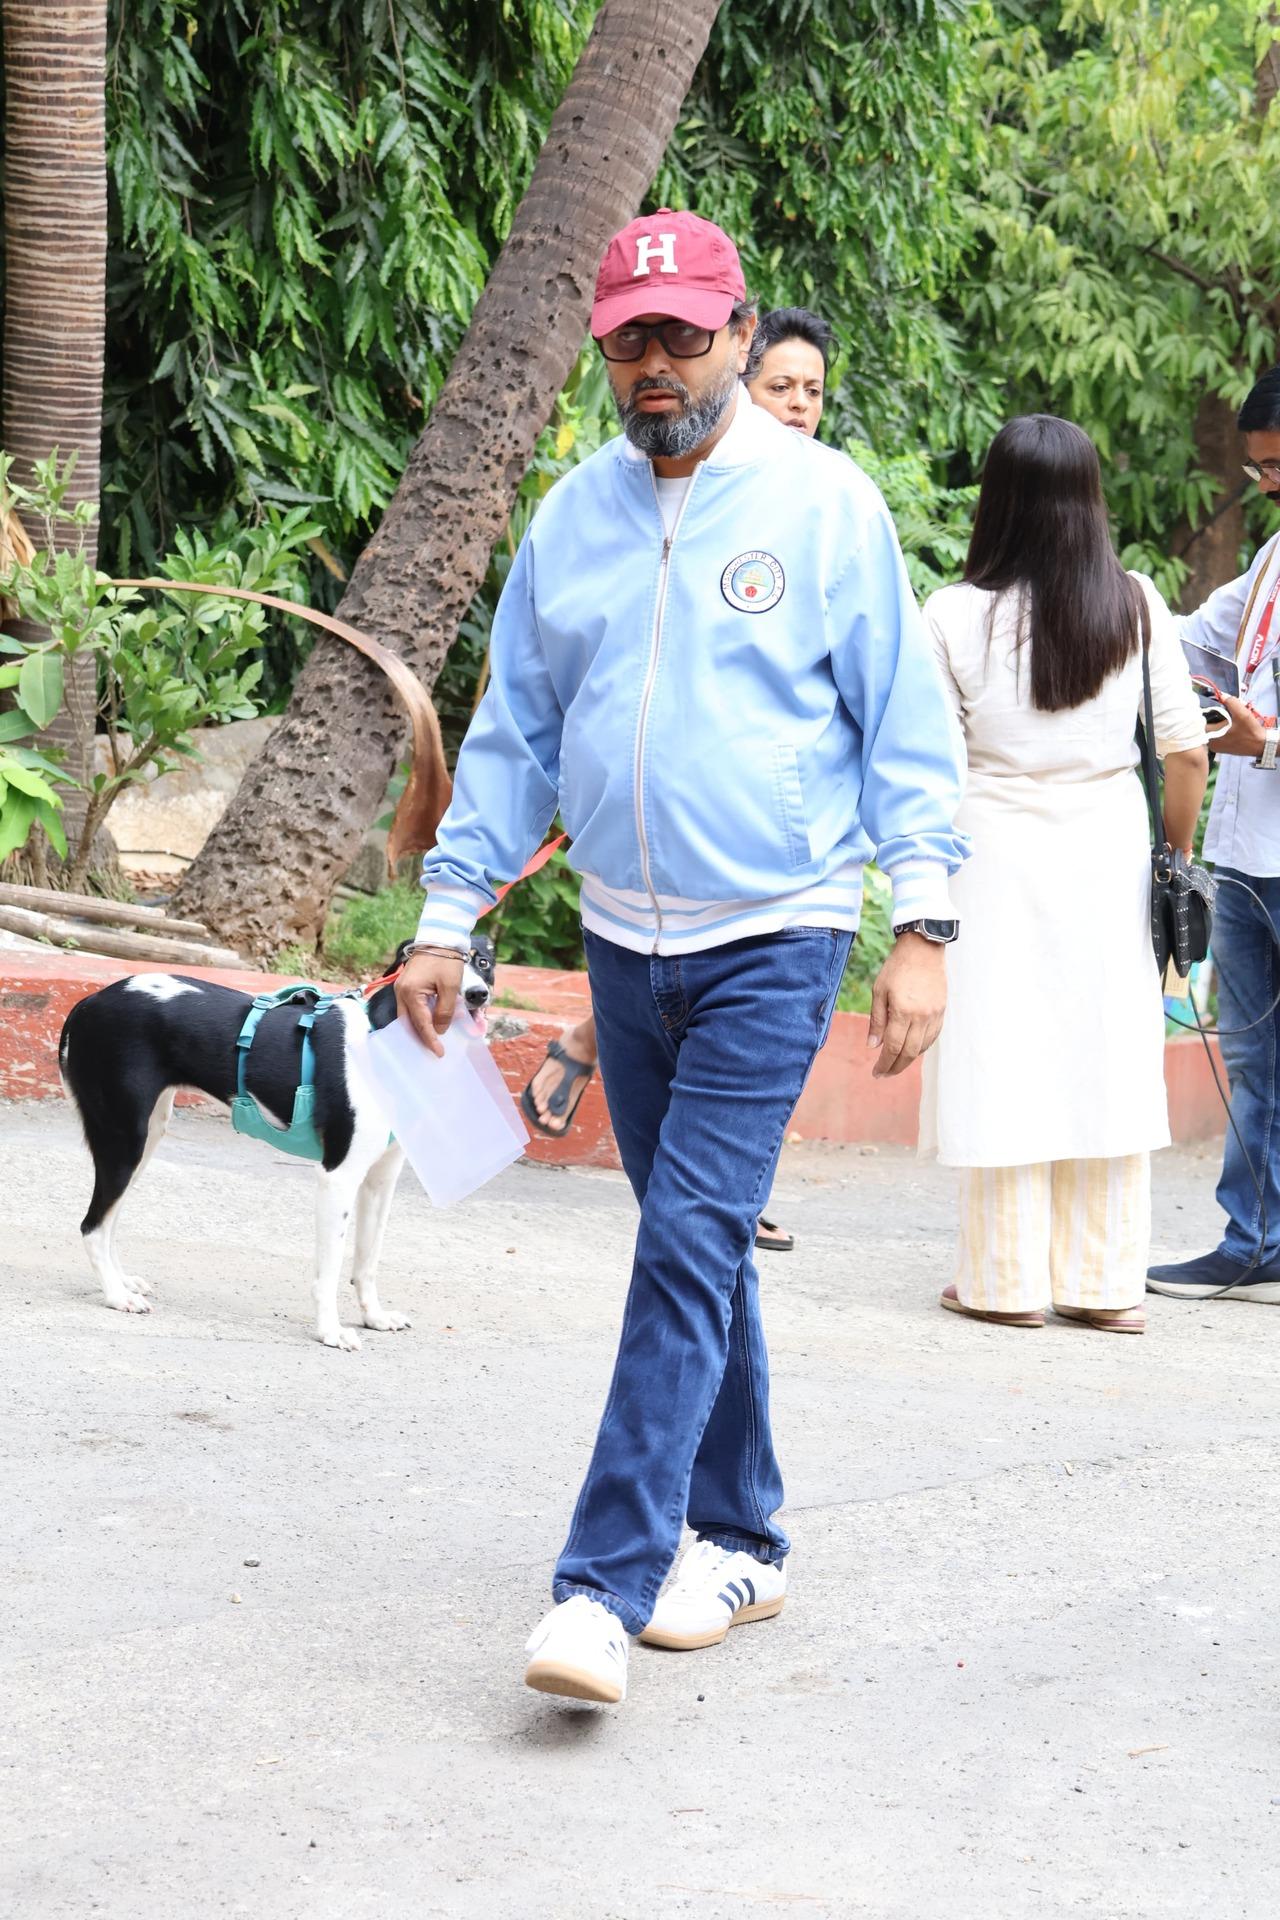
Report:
1052,1304,1145,1335
520,1038,596,1137
940,1284,1045,1328
755,1216,795,1254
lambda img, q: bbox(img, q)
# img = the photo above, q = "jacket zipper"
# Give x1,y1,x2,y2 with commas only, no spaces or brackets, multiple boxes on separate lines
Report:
635,467,699,950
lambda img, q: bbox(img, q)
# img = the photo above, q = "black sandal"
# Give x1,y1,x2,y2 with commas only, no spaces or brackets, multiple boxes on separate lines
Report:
755,1216,795,1254
520,1039,597,1137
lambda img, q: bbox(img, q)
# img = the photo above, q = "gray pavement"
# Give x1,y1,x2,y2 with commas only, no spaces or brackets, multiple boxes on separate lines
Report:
1,1101,1277,1919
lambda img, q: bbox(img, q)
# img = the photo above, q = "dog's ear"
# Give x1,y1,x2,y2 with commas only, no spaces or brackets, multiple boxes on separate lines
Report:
390,939,416,972
470,933,496,987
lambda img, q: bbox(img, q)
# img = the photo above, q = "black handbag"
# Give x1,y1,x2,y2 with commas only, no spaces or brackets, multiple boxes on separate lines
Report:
1136,597,1215,980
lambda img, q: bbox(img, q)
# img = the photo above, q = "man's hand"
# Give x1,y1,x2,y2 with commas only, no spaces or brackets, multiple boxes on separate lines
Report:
1213,694,1269,758
395,948,465,1058
868,933,947,1079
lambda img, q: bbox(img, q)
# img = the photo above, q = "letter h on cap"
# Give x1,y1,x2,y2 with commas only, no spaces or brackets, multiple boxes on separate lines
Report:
633,231,677,278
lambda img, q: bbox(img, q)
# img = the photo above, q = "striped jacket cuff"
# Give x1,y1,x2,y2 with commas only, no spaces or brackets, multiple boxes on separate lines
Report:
884,859,955,927
414,884,488,951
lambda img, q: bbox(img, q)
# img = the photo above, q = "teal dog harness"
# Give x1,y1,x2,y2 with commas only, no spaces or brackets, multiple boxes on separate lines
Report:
230,984,350,1163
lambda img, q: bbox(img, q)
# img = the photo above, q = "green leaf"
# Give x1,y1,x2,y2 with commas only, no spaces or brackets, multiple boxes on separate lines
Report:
0,789,37,862
1,762,59,805
0,709,35,744
17,650,64,730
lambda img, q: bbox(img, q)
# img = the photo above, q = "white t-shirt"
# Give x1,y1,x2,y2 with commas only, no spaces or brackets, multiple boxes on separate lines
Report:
653,474,692,538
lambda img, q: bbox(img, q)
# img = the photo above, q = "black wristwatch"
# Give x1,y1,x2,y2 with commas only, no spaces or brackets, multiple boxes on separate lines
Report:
893,919,959,944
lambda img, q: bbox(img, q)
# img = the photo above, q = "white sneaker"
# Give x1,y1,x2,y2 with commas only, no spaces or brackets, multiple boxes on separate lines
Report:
524,1596,629,1703
640,1540,786,1650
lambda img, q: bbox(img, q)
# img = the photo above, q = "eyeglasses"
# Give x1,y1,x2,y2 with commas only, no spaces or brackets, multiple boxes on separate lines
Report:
1242,460,1280,484
598,319,719,364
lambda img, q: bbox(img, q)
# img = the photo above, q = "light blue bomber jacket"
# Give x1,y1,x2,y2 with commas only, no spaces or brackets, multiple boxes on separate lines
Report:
417,388,969,957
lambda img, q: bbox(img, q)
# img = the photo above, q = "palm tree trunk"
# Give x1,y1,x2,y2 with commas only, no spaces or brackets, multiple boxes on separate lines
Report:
2,3,109,871
1171,25,1280,613
174,0,726,954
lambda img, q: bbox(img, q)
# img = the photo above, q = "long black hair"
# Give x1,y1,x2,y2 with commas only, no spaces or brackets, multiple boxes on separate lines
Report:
964,414,1141,713
744,306,834,381
1238,365,1280,431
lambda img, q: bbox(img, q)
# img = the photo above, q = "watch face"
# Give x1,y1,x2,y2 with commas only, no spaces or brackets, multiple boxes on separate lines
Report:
896,919,959,943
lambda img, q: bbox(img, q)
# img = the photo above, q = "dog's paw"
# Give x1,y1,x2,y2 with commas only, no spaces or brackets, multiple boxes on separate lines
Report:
362,1310,411,1333
121,1272,153,1298
105,1290,152,1315
318,1325,362,1352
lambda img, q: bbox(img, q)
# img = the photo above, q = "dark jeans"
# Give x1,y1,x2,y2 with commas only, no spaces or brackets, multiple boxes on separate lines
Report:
552,925,851,1635
1213,868,1280,1265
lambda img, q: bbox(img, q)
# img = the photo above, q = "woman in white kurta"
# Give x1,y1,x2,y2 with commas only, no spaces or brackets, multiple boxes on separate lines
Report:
920,416,1208,1332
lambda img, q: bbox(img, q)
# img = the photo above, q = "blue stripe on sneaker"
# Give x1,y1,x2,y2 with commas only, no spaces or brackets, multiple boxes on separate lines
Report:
717,1588,736,1610
726,1582,744,1608
742,1576,756,1607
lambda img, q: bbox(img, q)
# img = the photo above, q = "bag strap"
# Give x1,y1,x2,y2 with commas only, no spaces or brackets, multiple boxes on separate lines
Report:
234,984,325,1098
1135,591,1169,858
1232,532,1280,659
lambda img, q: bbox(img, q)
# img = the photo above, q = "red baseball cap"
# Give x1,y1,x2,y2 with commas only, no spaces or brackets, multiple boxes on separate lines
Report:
591,208,746,339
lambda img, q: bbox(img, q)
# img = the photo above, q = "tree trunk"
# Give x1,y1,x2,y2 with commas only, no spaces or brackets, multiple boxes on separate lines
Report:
1170,30,1280,615
1,3,108,863
1258,13,1280,117
1173,391,1247,613
174,0,725,955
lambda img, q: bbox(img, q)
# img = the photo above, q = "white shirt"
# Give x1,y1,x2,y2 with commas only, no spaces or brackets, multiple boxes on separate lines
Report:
653,473,691,537
1180,532,1280,876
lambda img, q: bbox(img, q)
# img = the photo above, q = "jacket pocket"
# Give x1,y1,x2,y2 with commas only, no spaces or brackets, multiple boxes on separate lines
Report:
772,744,812,870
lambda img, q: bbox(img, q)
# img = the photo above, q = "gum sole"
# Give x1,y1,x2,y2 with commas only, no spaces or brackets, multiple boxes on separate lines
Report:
1053,1307,1144,1335
524,1659,623,1704
640,1596,785,1651
940,1292,1044,1328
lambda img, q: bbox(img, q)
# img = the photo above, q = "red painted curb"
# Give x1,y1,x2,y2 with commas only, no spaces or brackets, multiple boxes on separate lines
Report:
0,949,1226,1158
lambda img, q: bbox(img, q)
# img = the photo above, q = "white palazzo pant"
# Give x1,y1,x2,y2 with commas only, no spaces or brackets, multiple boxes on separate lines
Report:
954,1154,1150,1315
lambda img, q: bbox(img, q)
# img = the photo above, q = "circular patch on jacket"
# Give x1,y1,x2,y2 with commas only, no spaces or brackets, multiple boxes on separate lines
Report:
721,550,785,614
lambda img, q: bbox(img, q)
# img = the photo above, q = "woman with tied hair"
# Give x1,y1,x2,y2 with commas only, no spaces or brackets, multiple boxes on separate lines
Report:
520,305,837,1255
744,306,834,439
921,415,1208,1334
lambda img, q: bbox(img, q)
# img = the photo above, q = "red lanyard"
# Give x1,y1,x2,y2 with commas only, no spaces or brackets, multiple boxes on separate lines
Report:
1245,565,1280,684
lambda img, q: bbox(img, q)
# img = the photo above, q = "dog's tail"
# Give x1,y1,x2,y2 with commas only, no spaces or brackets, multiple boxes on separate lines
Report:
58,1004,86,1128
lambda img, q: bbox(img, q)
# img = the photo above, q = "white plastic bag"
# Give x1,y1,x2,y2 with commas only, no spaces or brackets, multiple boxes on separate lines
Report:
353,1010,527,1206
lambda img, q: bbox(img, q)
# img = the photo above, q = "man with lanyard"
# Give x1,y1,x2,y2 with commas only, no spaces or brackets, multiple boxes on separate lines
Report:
395,209,968,1705
1148,365,1280,1303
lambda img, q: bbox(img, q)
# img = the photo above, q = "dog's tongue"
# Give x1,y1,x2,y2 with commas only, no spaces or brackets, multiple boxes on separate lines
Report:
471,1009,488,1039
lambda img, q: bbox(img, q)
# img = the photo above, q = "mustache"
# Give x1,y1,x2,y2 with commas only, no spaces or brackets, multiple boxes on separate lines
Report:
622,374,692,413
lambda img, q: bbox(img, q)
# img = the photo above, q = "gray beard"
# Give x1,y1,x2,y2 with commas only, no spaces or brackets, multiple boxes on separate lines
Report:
618,364,739,460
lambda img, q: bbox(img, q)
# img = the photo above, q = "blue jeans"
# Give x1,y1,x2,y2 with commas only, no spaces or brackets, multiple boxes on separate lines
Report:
1213,868,1280,1265
552,925,851,1635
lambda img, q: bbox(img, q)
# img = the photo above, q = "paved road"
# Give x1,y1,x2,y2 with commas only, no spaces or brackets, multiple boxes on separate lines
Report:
1,1102,1276,1918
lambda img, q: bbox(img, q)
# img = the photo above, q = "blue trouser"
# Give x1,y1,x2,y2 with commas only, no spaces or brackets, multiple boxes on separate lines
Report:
552,925,851,1635
1212,869,1280,1265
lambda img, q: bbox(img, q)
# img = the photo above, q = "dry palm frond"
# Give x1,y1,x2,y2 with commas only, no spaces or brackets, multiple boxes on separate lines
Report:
0,499,35,620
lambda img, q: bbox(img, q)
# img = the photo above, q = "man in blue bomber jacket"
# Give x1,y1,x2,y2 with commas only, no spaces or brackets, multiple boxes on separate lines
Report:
396,209,970,1707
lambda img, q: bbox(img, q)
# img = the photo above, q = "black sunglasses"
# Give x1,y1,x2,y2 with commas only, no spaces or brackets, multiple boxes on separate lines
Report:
598,319,720,364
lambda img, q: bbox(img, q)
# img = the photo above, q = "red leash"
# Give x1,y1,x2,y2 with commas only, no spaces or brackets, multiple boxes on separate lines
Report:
485,831,567,911
362,832,569,997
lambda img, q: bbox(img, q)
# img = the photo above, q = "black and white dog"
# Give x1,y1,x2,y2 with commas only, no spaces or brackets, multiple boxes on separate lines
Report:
58,939,494,1350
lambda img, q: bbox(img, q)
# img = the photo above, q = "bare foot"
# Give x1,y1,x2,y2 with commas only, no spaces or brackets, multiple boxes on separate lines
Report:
527,1017,598,1134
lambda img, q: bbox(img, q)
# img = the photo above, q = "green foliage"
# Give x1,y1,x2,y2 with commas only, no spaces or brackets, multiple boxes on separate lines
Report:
0,453,321,882
324,842,584,976
486,844,584,971
962,0,1280,592
103,1,596,575
656,0,1000,461
845,442,979,598
323,878,421,974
